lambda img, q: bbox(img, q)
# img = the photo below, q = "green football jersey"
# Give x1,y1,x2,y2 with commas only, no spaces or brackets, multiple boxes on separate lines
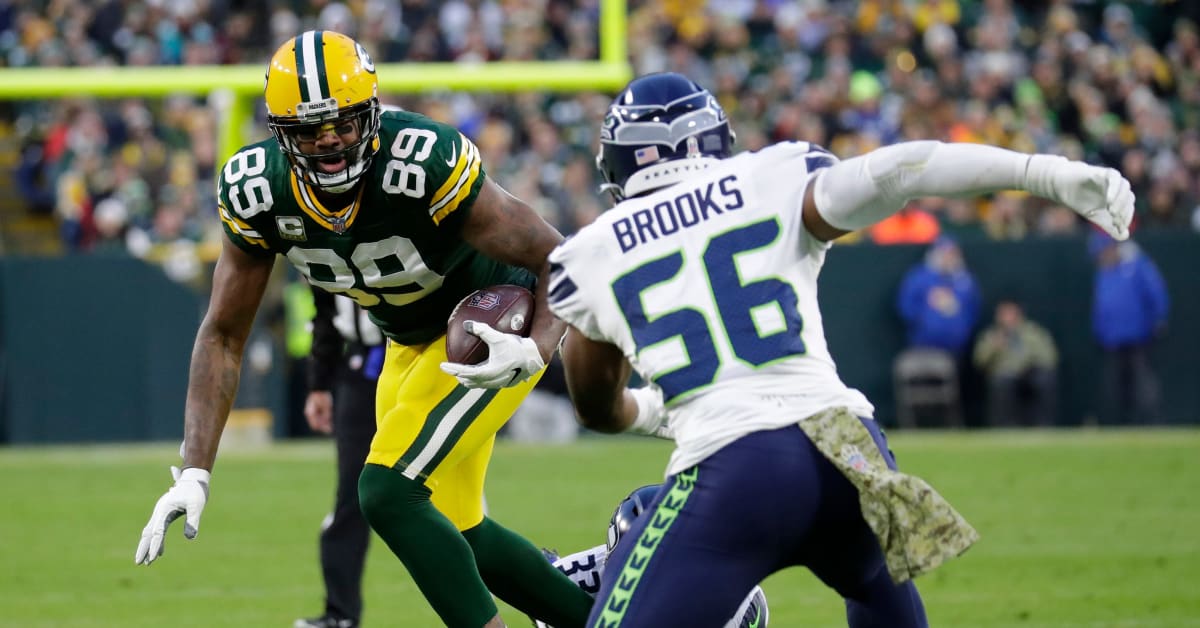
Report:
217,110,532,345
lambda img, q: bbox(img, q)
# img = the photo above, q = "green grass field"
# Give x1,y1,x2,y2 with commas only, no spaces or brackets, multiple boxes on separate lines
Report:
1,429,1198,627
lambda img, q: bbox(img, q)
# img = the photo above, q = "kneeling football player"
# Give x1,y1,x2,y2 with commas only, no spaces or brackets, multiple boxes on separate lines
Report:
536,484,770,628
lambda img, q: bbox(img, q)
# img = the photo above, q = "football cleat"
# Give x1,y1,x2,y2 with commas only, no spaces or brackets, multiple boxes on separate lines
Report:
725,585,769,628
293,614,357,628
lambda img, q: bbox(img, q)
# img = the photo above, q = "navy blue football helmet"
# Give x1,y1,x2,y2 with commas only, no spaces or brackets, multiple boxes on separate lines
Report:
605,484,661,554
597,72,735,201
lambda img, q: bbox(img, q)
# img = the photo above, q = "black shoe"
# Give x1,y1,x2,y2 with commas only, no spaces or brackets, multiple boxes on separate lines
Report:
293,615,357,628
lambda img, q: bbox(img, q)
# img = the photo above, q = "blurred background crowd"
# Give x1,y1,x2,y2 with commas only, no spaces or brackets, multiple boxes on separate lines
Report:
2,0,1200,266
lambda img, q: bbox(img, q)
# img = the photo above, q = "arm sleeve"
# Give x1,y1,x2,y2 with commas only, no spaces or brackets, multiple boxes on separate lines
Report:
306,285,341,392
215,149,275,258
964,277,982,327
972,330,997,370
814,141,1033,231
896,269,924,324
1140,259,1170,326
546,242,606,341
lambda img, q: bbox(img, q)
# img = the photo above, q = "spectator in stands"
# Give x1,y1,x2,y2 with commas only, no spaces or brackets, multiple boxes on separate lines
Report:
972,299,1059,427
896,235,982,421
984,191,1031,241
1089,231,1170,424
897,236,981,361
14,135,56,215
6,0,1200,257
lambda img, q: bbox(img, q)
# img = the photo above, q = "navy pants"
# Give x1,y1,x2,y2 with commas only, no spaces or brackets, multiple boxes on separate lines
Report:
588,418,927,628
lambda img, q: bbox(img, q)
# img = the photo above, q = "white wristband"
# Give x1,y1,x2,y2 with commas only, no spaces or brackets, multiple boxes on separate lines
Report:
1022,154,1069,202
178,467,211,484
629,387,672,439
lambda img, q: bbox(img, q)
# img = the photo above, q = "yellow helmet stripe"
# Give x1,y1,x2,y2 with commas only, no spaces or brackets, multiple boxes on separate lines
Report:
294,30,330,102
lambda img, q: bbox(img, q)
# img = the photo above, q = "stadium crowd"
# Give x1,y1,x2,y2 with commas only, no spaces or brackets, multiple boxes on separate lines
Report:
3,0,1200,260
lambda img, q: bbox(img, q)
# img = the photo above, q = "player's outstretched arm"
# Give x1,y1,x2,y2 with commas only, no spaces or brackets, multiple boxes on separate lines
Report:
135,236,274,566
182,237,275,471
801,141,1134,242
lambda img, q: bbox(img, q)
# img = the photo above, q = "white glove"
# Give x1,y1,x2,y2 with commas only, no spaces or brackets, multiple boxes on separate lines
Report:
628,386,673,439
440,321,545,389
134,466,211,565
1026,155,1135,240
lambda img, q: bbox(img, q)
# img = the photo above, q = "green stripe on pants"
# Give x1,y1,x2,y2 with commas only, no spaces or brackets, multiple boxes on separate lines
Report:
395,385,496,480
596,466,699,627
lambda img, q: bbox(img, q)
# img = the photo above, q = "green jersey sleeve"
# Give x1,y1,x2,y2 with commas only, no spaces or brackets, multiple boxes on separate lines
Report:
378,112,487,230
215,142,279,258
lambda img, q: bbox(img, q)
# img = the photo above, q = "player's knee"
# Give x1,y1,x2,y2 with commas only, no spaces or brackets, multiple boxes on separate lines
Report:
357,463,429,527
357,465,389,526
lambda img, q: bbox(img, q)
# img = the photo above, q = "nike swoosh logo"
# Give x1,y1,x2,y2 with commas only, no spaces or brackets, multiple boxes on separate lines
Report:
506,368,522,386
445,140,458,167
747,604,761,628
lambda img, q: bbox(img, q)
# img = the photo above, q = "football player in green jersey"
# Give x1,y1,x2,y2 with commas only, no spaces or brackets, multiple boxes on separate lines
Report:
134,30,592,628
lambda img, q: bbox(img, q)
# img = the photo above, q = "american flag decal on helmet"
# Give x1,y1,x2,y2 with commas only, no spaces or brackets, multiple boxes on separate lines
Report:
634,146,660,165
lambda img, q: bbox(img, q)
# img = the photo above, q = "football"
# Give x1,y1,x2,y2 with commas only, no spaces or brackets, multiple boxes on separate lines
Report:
445,284,535,365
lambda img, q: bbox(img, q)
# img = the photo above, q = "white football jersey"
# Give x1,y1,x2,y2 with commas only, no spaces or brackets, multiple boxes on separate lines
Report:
550,545,608,596
548,141,873,476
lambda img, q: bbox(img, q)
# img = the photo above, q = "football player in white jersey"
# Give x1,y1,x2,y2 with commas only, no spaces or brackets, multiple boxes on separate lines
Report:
545,73,1134,627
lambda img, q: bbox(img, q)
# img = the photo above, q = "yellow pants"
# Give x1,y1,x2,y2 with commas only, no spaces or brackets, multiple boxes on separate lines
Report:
365,335,542,531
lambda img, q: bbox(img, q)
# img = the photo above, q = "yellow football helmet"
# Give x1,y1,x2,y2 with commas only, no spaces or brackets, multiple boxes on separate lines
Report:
264,30,381,192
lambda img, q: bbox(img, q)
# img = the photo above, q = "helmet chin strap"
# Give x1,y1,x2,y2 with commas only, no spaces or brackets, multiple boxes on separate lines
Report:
622,157,722,199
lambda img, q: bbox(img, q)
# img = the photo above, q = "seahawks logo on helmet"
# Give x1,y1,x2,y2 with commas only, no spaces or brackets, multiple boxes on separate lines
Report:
600,112,617,141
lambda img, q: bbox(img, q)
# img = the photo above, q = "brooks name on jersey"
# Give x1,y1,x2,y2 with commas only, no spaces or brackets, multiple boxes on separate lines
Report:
612,174,745,253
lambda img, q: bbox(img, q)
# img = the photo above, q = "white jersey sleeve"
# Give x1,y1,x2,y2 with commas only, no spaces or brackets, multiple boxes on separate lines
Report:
533,545,609,628
550,544,608,596
549,141,873,477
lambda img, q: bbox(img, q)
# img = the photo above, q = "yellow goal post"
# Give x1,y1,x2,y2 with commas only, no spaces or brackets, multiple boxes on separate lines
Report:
0,0,631,163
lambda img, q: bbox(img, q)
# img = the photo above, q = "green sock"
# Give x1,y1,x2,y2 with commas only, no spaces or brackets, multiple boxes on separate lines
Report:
358,464,498,628
463,517,594,628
